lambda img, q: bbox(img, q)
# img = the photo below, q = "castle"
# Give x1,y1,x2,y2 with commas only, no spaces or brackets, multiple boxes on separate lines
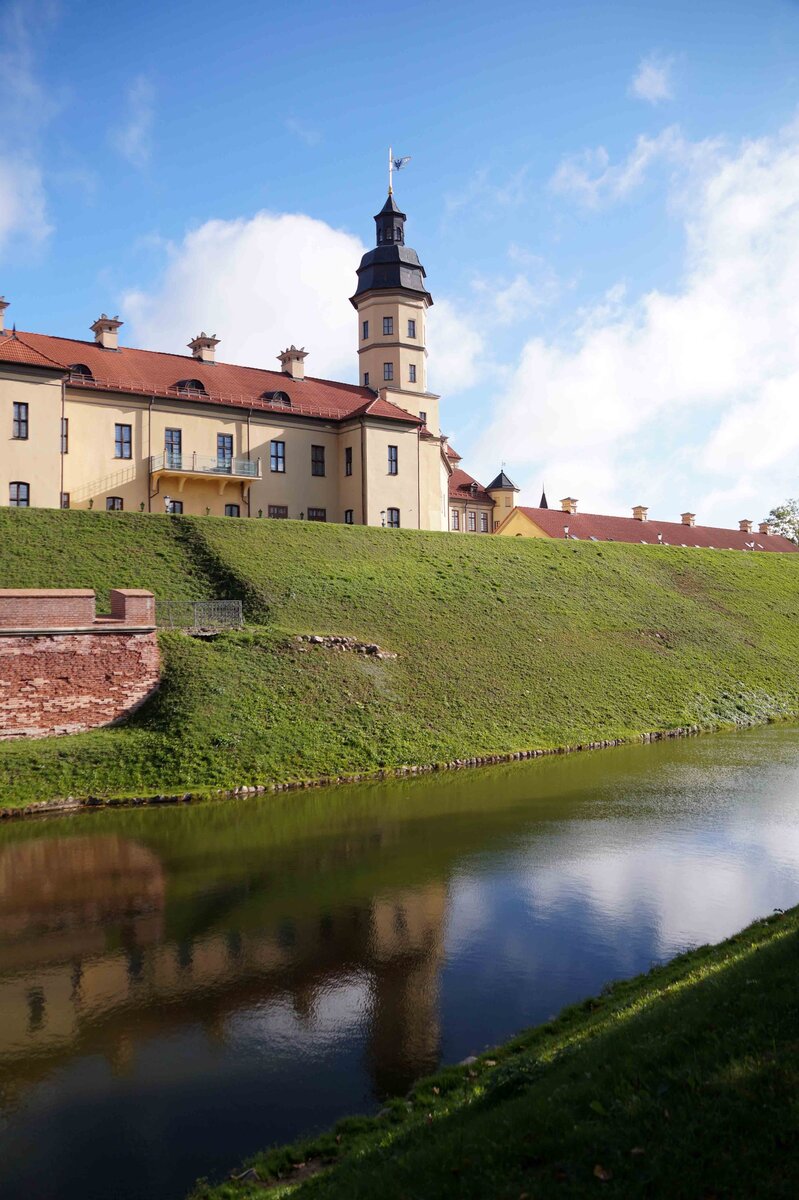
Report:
0,188,795,551
0,189,513,531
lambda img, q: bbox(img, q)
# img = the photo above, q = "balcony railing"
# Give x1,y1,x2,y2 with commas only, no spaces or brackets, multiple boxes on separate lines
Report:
150,451,261,478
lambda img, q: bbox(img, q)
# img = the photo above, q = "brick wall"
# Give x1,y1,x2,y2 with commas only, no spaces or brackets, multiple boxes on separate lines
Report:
0,631,160,739
0,587,160,739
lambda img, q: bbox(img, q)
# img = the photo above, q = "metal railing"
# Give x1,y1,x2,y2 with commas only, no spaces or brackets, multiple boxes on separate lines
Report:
156,600,243,630
150,451,261,478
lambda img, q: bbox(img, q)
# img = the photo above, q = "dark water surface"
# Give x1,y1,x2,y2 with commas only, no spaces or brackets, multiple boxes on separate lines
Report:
2,725,799,1199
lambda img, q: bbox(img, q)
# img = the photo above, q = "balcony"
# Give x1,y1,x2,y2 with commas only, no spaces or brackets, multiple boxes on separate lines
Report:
150,451,262,493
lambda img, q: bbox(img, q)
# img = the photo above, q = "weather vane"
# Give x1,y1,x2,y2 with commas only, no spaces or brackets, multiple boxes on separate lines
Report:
388,146,411,194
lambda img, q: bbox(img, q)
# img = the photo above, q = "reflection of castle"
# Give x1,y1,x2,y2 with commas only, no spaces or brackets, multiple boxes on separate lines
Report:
0,835,447,1102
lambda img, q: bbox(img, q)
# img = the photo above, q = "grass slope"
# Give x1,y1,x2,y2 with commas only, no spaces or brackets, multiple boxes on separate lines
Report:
189,907,799,1200
1,509,799,804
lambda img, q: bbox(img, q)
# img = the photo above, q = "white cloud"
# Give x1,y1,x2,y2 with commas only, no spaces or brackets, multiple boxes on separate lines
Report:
285,116,321,147
630,53,675,105
474,117,799,525
112,76,155,169
123,211,367,381
0,1,55,258
550,127,688,207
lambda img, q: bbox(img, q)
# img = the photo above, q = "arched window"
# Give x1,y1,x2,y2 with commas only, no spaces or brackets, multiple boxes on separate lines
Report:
106,496,123,511
9,481,30,507
261,391,291,407
173,379,207,396
68,363,94,382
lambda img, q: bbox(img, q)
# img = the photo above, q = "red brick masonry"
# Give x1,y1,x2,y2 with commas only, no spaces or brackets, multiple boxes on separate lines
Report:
0,589,160,739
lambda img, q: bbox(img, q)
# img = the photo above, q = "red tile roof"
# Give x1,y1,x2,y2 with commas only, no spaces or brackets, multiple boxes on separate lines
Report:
0,330,421,426
448,467,494,506
511,507,798,553
445,443,462,461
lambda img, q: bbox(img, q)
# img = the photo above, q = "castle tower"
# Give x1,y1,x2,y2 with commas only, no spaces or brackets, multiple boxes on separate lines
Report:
486,469,519,531
350,193,439,434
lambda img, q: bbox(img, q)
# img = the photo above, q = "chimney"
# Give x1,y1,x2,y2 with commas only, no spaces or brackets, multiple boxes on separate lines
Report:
681,512,696,527
739,519,753,534
560,497,578,514
188,332,220,363
632,505,648,522
0,296,9,334
277,345,308,381
759,521,770,536
91,313,123,350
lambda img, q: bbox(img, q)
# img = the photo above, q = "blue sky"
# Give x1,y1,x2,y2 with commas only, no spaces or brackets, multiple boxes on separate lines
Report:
4,0,799,524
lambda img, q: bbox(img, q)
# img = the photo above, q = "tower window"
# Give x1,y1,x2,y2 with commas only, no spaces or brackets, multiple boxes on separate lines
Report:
419,410,427,424
383,316,393,335
9,481,30,507
387,507,400,528
409,364,416,383
388,445,398,475
407,319,416,338
345,446,353,476
383,362,393,381
362,319,369,339
363,371,369,386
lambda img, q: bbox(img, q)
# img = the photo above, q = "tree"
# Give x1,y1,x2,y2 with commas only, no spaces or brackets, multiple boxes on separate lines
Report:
766,499,799,544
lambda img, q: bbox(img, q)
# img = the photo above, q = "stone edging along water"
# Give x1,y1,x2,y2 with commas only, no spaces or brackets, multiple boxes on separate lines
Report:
0,722,709,820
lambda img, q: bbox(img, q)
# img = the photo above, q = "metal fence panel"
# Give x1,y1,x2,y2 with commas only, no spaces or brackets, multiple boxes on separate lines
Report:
156,600,243,630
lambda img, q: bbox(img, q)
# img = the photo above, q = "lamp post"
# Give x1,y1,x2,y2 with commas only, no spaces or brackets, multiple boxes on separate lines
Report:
380,510,386,527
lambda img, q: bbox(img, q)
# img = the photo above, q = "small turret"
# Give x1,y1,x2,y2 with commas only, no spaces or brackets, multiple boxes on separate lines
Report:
486,468,519,531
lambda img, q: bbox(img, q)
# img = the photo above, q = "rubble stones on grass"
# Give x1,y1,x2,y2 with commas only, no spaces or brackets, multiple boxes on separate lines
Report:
298,634,397,659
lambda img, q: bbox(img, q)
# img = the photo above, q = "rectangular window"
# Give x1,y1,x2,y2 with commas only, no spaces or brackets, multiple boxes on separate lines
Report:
494,519,500,531
114,424,132,459
311,444,325,476
363,371,370,386
60,417,69,454
419,410,427,424
217,434,233,467
167,499,183,514
362,320,369,339
268,505,288,519
388,445,398,475
387,507,400,528
106,496,123,511
345,446,353,476
383,316,393,335
165,427,182,467
60,492,70,509
480,511,489,533
12,402,28,440
270,440,285,473
407,319,416,338
225,503,240,517
468,511,477,532
344,509,354,524
408,364,416,383
451,509,459,531
383,362,393,381
9,482,29,507
307,507,326,522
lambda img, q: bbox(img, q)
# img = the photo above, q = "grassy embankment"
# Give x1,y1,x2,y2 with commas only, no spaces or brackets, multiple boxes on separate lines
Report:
1,507,799,806
190,906,799,1199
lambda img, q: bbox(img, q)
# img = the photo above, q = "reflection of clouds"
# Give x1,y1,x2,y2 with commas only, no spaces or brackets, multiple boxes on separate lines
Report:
227,971,371,1059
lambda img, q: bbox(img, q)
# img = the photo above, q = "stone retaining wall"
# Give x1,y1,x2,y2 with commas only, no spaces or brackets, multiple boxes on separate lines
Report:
0,589,159,739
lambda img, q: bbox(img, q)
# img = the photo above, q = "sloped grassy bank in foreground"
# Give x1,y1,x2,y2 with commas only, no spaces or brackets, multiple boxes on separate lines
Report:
190,907,799,1200
1,507,799,807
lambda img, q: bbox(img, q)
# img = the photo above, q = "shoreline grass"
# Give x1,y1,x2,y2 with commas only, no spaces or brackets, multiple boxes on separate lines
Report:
190,905,799,1199
2,509,799,807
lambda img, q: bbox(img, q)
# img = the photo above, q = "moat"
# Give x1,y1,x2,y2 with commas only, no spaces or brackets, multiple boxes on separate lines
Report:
2,724,799,1200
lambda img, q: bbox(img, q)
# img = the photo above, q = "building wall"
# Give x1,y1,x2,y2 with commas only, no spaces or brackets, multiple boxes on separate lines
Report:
363,423,421,527
494,508,550,538
0,367,63,510
448,499,495,534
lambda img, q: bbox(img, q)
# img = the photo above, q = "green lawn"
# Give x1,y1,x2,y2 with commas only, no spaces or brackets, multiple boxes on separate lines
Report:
190,906,799,1199
1,509,799,805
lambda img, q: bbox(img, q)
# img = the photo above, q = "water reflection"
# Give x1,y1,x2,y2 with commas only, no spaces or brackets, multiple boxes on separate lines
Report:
0,725,798,1200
